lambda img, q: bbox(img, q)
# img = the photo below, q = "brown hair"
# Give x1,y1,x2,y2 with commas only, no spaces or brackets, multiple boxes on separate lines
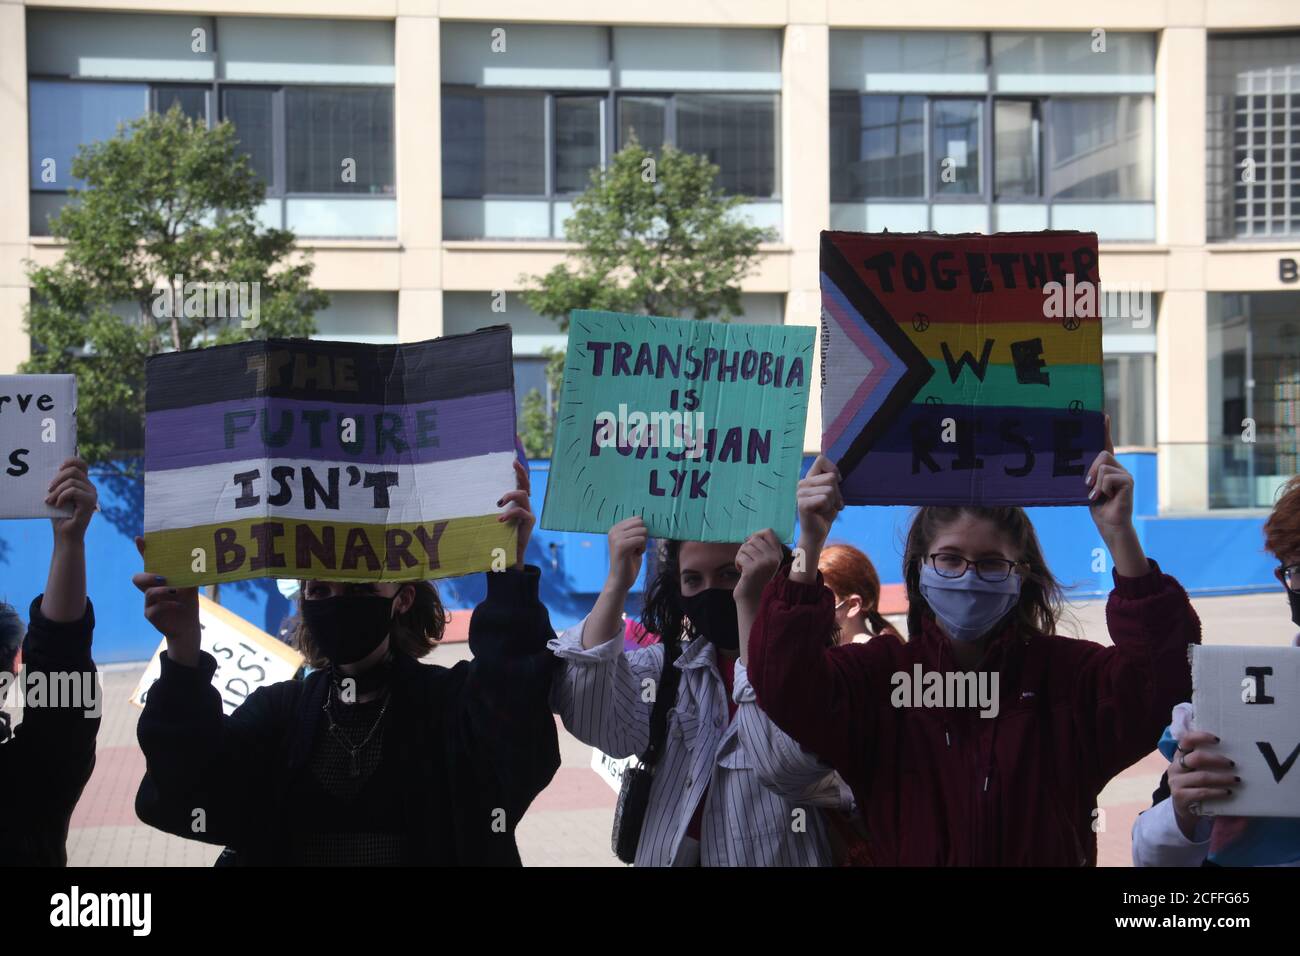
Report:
1263,474,1300,564
819,543,899,640
291,581,448,668
902,506,1064,640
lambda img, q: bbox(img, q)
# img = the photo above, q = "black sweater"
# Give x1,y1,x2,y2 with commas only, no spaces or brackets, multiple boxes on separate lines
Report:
134,567,560,865
0,597,100,867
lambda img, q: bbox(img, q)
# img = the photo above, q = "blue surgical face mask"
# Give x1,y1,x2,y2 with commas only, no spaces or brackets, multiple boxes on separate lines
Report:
918,564,1022,643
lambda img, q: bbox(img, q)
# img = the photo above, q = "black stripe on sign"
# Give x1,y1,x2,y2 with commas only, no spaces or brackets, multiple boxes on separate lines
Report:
146,326,515,411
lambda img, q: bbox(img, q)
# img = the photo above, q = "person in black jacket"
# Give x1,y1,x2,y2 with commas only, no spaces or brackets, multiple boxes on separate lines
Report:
0,457,101,866
131,460,560,865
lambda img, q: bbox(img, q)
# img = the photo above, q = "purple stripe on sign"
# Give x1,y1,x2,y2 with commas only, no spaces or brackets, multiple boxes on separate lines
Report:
839,406,1103,506
145,391,517,471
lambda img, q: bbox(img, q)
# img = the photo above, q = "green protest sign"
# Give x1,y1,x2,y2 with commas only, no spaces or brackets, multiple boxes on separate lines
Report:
540,310,814,542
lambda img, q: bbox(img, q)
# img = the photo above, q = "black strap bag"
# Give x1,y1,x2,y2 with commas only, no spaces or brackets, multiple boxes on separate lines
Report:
611,641,681,864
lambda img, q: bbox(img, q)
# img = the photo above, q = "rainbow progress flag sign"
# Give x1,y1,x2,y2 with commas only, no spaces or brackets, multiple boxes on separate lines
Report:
143,329,518,586
821,230,1104,506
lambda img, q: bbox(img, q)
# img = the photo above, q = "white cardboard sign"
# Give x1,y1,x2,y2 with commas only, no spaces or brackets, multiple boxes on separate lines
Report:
1192,644,1300,818
130,595,303,716
0,374,76,519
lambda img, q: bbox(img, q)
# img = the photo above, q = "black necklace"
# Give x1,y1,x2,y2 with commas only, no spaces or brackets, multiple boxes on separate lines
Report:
322,683,389,778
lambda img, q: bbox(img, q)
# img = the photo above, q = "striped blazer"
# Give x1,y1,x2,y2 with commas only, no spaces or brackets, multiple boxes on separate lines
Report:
549,618,850,867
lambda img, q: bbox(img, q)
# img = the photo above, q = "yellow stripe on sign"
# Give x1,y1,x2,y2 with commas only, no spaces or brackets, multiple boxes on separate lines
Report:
906,321,1101,365
143,513,517,587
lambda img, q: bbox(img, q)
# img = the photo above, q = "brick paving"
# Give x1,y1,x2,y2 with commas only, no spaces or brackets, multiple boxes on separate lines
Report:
3,591,1287,867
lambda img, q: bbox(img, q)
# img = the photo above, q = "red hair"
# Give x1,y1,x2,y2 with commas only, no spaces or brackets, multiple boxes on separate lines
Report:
819,543,900,641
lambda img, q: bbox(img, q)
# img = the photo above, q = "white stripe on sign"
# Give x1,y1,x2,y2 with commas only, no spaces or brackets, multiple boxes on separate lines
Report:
143,452,517,532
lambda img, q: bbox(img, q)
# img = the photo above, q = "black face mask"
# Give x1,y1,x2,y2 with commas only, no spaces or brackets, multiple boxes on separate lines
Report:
1287,587,1300,628
680,588,740,652
299,593,397,665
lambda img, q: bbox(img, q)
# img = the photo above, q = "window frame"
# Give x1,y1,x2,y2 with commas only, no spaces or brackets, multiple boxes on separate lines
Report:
440,82,782,203
28,73,397,207
830,90,1153,206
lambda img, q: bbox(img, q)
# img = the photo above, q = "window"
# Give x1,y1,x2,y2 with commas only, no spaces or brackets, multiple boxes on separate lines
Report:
442,90,546,196
555,96,603,194
994,99,1039,198
222,88,276,187
675,93,778,196
29,80,148,191
286,88,394,194
1049,96,1153,200
153,85,209,122
932,99,982,196
830,94,924,199
830,30,1155,239
619,96,667,154
1207,33,1300,240
1208,292,1300,508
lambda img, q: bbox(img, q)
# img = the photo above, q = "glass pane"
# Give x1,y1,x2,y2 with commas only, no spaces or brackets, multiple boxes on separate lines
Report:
675,93,777,196
1103,354,1155,448
1049,95,1153,200
29,80,147,191
619,96,667,153
442,90,545,197
222,87,276,189
830,94,924,200
153,85,208,122
555,97,602,194
932,99,982,196
995,99,1038,197
285,87,394,195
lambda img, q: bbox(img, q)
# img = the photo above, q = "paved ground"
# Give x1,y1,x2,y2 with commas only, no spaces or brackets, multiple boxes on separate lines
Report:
6,590,1290,867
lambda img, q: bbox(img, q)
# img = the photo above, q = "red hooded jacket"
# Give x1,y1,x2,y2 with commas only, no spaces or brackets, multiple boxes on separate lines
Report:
747,561,1200,866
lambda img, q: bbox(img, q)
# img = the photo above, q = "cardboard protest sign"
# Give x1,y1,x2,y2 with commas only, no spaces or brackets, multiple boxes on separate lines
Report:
540,310,814,542
820,230,1104,506
130,595,303,715
143,330,518,586
0,374,76,519
1192,644,1300,818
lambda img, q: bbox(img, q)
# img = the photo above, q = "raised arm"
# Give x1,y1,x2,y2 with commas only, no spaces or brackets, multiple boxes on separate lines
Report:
1077,438,1201,784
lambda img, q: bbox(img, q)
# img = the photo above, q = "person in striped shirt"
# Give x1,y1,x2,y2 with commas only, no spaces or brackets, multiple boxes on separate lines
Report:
549,516,850,866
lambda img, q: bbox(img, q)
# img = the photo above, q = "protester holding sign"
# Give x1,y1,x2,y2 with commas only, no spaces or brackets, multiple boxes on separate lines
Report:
549,516,847,866
1132,474,1300,867
0,457,101,866
132,459,560,865
745,443,1201,865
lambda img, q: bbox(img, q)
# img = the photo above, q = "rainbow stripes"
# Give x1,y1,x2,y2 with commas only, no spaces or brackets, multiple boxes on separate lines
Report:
821,230,1105,507
143,330,519,586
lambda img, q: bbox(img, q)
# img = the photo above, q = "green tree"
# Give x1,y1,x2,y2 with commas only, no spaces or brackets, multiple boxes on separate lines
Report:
23,106,328,471
518,140,775,456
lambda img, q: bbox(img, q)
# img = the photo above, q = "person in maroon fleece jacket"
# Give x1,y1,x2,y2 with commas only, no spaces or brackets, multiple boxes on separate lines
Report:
746,442,1201,866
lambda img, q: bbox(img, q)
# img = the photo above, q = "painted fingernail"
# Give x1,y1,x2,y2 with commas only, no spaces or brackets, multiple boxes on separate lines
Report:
1088,489,1098,500
497,498,504,507
1234,776,1241,782
1214,736,1221,743
1228,758,1235,767
167,588,177,594
154,576,166,584
1226,789,1233,795
1086,473,1095,486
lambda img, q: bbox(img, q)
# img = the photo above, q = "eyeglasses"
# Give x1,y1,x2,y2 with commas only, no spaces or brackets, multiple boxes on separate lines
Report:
1277,564,1300,593
927,552,1027,583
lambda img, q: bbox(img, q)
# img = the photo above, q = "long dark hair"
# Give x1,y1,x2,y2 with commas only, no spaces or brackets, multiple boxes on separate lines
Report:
902,506,1064,640
641,538,791,654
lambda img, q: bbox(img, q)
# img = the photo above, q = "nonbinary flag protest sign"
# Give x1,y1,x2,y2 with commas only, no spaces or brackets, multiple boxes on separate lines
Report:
1192,644,1300,818
0,374,77,519
820,230,1104,506
541,310,814,542
143,329,518,586
130,595,304,715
